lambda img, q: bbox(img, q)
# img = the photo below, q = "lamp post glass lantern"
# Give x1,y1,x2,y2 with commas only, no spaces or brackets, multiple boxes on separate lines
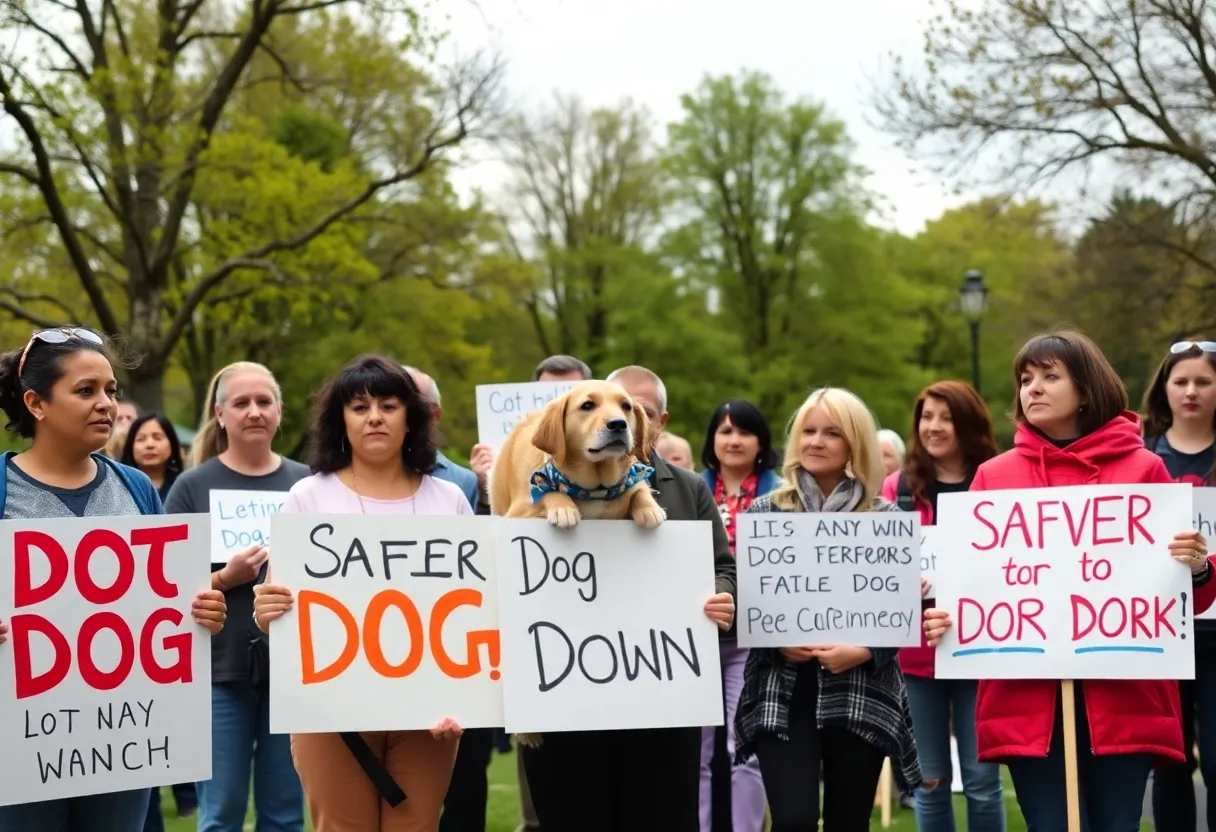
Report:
959,269,988,393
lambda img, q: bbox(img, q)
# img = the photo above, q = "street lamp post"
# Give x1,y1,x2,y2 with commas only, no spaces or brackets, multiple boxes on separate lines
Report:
958,269,988,394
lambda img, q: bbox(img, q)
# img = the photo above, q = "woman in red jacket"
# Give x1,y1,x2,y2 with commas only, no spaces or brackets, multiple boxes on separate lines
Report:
881,381,1002,832
924,330,1216,831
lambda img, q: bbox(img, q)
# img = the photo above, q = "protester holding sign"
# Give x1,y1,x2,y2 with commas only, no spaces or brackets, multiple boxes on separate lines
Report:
923,330,1216,830
734,387,921,832
696,399,780,832
880,381,1004,832
1142,339,1216,832
253,355,466,832
166,362,308,832
0,327,227,832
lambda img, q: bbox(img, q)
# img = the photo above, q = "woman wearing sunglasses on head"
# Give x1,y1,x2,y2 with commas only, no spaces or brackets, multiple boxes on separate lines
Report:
1143,339,1216,832
0,327,227,832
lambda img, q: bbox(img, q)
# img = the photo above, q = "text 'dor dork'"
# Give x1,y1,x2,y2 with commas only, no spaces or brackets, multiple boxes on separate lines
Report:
735,513,923,649
495,519,724,734
933,484,1196,681
0,514,213,805
267,514,503,734
474,381,577,450
208,489,288,563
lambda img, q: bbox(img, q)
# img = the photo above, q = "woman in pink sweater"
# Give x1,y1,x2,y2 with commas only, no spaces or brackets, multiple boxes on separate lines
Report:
254,355,467,832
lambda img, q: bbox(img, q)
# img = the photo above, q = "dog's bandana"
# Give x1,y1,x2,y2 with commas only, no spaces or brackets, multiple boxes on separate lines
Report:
529,459,655,504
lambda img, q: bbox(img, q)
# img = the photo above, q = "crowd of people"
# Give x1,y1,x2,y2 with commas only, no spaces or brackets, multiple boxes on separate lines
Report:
0,326,1214,832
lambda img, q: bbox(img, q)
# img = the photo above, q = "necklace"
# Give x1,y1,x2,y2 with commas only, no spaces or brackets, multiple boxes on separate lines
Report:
349,468,419,516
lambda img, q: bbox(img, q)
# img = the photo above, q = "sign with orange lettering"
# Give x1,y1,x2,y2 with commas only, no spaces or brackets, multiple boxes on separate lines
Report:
268,515,503,733
0,515,212,805
495,520,724,733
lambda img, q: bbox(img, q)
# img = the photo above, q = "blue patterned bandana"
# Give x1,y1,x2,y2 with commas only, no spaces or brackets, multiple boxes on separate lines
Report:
529,459,655,503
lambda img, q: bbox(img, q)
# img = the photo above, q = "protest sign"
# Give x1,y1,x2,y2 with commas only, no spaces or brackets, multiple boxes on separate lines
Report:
736,512,922,648
934,484,1194,680
475,381,578,449
268,515,503,733
495,519,722,734
208,489,288,563
1195,488,1216,621
0,515,212,805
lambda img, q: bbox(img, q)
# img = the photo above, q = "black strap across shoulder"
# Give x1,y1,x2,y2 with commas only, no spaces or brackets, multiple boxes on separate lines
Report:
895,472,916,512
339,733,407,807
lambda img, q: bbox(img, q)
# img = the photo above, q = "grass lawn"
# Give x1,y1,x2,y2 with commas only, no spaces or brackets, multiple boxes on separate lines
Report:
157,753,1154,831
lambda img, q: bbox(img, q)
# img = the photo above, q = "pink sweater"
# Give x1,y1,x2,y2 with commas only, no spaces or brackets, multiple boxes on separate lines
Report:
284,472,474,517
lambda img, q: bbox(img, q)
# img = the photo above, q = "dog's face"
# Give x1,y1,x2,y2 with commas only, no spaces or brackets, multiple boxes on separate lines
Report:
532,381,650,467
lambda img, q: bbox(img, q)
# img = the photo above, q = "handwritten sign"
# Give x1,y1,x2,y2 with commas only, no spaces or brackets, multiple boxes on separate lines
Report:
736,513,922,648
934,484,1194,680
268,515,503,733
208,490,287,563
1195,489,1216,621
921,526,940,600
0,515,212,805
475,382,577,449
495,520,722,733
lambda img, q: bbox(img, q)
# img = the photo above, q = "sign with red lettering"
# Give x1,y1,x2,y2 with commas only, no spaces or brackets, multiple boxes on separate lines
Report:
0,515,212,805
268,515,503,733
934,484,1194,680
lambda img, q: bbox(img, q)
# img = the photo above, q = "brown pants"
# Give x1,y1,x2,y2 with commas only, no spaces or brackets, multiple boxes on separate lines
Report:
292,731,459,832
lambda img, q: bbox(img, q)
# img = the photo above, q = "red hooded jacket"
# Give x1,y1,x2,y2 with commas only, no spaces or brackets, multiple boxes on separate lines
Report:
881,470,937,678
969,412,1216,765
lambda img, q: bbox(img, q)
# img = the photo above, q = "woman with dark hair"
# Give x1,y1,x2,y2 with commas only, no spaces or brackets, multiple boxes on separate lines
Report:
697,399,779,832
121,412,184,501
925,330,1215,828
881,380,1002,832
0,327,226,832
253,355,466,832
1142,340,1216,832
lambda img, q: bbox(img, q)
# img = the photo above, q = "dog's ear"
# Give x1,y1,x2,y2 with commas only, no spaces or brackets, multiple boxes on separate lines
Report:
532,396,568,463
629,398,652,462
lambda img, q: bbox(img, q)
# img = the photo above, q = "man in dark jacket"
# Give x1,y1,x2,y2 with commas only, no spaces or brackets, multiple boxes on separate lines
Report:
518,364,737,832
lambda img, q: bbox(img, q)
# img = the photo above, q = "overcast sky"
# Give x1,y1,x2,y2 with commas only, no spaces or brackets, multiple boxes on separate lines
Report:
440,0,976,236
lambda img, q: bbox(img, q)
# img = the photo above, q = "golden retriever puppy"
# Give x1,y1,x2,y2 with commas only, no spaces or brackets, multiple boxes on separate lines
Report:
490,380,665,529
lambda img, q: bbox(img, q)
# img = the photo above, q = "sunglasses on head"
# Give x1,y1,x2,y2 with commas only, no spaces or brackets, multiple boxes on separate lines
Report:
1170,341,1216,355
17,327,104,377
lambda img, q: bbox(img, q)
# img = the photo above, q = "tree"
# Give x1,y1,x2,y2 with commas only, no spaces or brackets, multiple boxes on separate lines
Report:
876,0,1216,276
501,94,666,371
0,0,501,409
664,71,929,426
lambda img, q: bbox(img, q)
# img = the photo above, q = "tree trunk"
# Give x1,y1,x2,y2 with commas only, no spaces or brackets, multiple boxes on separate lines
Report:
125,360,166,414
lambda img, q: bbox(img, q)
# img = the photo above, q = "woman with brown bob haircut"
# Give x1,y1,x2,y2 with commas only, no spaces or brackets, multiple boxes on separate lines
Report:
254,355,469,832
924,330,1215,830
880,380,1003,831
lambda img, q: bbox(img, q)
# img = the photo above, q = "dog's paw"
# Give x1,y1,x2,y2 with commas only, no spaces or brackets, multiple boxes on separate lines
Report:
547,504,582,529
632,503,666,529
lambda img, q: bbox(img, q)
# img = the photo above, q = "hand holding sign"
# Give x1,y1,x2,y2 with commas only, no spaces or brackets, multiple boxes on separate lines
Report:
1168,529,1211,573
0,620,7,645
704,593,734,630
191,591,227,633
252,583,294,634
216,544,269,590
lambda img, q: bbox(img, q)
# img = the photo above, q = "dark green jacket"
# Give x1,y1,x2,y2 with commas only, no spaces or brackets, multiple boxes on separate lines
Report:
647,453,737,605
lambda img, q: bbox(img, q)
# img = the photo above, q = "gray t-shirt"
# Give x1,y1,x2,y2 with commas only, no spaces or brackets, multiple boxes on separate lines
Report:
165,455,310,684
3,459,141,520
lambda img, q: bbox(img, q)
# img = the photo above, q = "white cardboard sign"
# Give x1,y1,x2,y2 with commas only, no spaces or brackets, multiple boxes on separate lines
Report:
208,489,288,563
474,382,577,450
495,519,723,734
0,514,213,805
934,484,1194,680
736,512,922,648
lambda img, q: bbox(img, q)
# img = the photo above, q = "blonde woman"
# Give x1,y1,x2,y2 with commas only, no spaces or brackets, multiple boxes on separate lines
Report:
734,388,921,832
165,362,308,832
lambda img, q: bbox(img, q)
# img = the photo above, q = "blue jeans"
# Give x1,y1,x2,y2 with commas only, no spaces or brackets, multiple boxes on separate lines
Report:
1007,691,1149,832
0,788,150,832
1151,635,1216,832
196,683,303,832
905,676,1004,832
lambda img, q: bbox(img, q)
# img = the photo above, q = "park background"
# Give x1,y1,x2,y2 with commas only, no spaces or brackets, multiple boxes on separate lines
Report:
1,0,1212,827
